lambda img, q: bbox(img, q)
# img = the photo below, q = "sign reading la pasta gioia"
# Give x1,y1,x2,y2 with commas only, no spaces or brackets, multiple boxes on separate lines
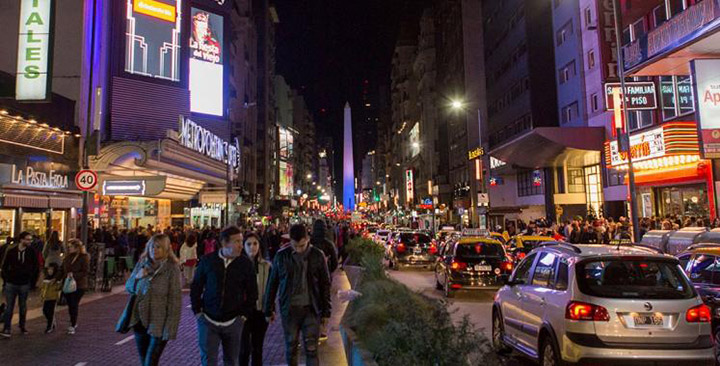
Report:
177,116,239,169
16,0,53,100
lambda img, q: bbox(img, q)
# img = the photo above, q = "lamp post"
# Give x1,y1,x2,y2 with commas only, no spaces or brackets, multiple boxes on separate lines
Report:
612,0,641,242
81,0,99,246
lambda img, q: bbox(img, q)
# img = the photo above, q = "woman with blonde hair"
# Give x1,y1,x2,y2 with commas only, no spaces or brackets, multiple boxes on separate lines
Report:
124,234,182,366
61,239,89,335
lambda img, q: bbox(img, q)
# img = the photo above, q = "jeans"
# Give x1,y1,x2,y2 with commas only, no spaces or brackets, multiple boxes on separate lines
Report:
239,310,269,366
134,323,168,366
281,306,320,366
197,314,245,366
64,289,84,327
42,300,57,329
3,283,30,331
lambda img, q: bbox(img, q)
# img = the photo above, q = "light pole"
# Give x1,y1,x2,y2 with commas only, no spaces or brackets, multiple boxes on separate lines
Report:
81,0,98,246
612,0,641,242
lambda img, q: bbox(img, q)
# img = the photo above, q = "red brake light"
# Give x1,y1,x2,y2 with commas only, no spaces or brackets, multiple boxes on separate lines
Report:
686,304,711,323
396,243,406,253
565,301,610,321
517,252,526,260
429,243,438,255
502,262,513,272
450,261,467,271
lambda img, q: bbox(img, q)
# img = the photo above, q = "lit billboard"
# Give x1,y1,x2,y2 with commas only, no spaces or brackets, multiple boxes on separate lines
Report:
279,161,294,197
125,0,182,82
692,59,720,158
189,8,224,116
16,0,53,101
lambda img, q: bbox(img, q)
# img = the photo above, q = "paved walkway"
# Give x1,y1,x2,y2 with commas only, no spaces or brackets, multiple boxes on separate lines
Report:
0,272,350,366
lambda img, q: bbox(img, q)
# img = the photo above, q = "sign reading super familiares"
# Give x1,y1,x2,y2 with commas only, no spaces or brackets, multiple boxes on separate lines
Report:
16,0,53,101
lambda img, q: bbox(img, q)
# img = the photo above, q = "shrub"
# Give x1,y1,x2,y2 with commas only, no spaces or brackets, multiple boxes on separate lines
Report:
344,249,501,366
344,237,385,267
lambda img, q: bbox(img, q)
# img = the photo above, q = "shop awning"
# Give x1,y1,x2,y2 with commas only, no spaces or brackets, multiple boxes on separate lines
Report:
1,189,82,209
2,192,48,208
489,127,605,169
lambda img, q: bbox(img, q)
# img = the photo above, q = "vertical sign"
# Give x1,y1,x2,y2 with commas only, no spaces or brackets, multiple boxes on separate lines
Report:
189,8,224,116
692,59,720,158
405,169,414,203
16,0,53,101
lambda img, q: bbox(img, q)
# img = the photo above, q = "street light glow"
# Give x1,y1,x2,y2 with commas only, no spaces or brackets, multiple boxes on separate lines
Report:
451,100,464,110
412,142,420,149
306,173,312,179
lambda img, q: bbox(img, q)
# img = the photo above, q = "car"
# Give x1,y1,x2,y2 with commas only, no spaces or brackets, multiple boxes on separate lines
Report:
505,235,555,262
493,243,714,366
374,229,392,245
388,231,437,270
677,243,720,364
434,236,513,297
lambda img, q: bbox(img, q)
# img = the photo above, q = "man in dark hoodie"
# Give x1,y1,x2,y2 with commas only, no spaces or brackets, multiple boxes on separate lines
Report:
310,220,338,275
191,226,258,366
1,232,39,337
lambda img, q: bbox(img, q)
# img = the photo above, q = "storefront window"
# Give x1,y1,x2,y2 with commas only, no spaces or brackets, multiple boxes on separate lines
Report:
660,76,677,120
21,212,47,239
0,210,15,244
657,184,709,219
660,75,695,121
50,210,65,242
568,168,585,193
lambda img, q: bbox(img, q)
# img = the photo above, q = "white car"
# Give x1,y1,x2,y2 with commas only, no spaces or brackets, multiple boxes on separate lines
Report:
492,243,714,366
374,230,391,245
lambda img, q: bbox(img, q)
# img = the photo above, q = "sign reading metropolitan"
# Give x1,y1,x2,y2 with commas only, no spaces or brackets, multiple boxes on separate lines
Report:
604,82,657,110
177,116,239,169
16,0,53,101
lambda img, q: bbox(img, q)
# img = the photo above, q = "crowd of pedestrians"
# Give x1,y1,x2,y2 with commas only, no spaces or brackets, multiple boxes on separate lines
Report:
0,217,353,366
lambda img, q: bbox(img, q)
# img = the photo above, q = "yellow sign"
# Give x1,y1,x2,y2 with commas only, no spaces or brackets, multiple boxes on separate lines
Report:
468,147,484,160
134,0,176,22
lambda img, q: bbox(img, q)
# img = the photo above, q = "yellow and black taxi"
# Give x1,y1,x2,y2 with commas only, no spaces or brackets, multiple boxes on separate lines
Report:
434,235,513,298
505,235,555,263
677,243,720,357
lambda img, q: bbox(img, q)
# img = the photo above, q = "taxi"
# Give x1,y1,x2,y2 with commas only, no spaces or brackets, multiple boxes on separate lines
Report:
434,235,512,297
505,235,555,262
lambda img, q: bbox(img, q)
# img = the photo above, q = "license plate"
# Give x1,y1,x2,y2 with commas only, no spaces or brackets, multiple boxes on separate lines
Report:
474,265,492,272
633,314,663,327
413,247,422,255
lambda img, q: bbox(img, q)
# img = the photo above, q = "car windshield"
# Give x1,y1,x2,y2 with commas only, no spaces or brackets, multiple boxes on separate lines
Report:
455,242,505,258
577,259,694,299
685,254,720,285
399,233,431,245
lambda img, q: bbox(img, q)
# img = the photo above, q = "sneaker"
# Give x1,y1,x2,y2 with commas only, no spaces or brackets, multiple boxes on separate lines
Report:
0,329,10,338
20,328,28,335
319,333,329,342
45,324,56,334
67,326,75,335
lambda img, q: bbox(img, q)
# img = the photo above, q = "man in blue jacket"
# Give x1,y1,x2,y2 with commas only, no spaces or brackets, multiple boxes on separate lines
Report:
264,223,331,366
191,226,258,366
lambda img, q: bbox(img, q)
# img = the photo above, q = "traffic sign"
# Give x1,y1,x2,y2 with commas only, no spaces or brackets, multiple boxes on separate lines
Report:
75,170,98,191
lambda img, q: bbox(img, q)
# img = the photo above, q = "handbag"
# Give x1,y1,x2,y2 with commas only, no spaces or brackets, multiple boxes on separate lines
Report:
116,280,138,334
62,274,77,294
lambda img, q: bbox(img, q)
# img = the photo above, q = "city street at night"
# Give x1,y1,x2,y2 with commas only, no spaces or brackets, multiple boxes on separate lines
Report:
4,0,720,365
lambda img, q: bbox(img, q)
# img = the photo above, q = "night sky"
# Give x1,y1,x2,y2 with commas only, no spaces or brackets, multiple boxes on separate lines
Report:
274,0,407,189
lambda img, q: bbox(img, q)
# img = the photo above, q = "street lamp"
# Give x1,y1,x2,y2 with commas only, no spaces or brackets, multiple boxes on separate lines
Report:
306,173,312,179
450,99,464,110
412,142,420,149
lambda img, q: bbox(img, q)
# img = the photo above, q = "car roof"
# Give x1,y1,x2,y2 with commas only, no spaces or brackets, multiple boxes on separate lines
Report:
458,237,503,245
531,243,671,259
681,243,720,256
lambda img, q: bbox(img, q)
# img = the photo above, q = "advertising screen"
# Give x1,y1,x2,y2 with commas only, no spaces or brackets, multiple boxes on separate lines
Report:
189,8,224,116
692,59,720,158
279,161,294,198
279,127,294,159
125,0,182,81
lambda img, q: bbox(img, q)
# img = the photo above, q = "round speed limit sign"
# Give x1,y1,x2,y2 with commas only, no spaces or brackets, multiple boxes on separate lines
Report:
75,169,98,191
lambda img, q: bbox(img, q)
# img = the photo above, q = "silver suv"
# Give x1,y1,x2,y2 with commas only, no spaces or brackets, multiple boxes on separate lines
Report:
492,243,714,366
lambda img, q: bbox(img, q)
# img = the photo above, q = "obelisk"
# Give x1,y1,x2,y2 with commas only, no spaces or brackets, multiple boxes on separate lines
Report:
342,102,356,211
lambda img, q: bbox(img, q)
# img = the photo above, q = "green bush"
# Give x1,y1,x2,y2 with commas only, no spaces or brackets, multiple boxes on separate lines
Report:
344,237,385,268
344,250,501,366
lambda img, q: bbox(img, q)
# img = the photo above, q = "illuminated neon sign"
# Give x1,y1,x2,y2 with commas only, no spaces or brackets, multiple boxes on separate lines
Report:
125,0,181,81
16,0,53,101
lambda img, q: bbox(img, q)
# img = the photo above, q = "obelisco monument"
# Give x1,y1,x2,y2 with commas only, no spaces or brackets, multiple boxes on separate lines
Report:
342,102,356,211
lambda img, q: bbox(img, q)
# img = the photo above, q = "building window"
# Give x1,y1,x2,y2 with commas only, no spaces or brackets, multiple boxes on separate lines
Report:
591,93,599,112
559,60,576,84
604,166,625,187
562,102,578,124
587,49,596,69
556,20,573,46
568,168,585,193
653,4,667,28
660,75,695,121
517,170,543,197
584,7,594,28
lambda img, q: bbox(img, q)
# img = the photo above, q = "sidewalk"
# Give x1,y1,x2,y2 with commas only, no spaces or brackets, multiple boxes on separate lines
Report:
0,271,351,366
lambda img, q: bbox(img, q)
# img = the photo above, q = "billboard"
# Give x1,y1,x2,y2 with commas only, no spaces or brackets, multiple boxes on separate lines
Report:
189,8,224,116
692,59,720,158
278,127,294,159
125,0,182,81
16,0,53,101
279,161,294,197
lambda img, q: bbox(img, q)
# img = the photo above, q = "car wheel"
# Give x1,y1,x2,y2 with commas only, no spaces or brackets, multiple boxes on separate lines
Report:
444,281,454,298
540,335,562,366
492,311,511,354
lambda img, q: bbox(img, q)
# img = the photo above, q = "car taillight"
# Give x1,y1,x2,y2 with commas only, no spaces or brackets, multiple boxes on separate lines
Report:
501,262,513,272
565,301,610,321
450,261,467,271
686,304,711,323
429,243,438,255
396,243,406,253
517,252,526,260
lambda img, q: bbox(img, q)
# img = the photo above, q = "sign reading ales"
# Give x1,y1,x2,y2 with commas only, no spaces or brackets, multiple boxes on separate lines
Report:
16,0,53,101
